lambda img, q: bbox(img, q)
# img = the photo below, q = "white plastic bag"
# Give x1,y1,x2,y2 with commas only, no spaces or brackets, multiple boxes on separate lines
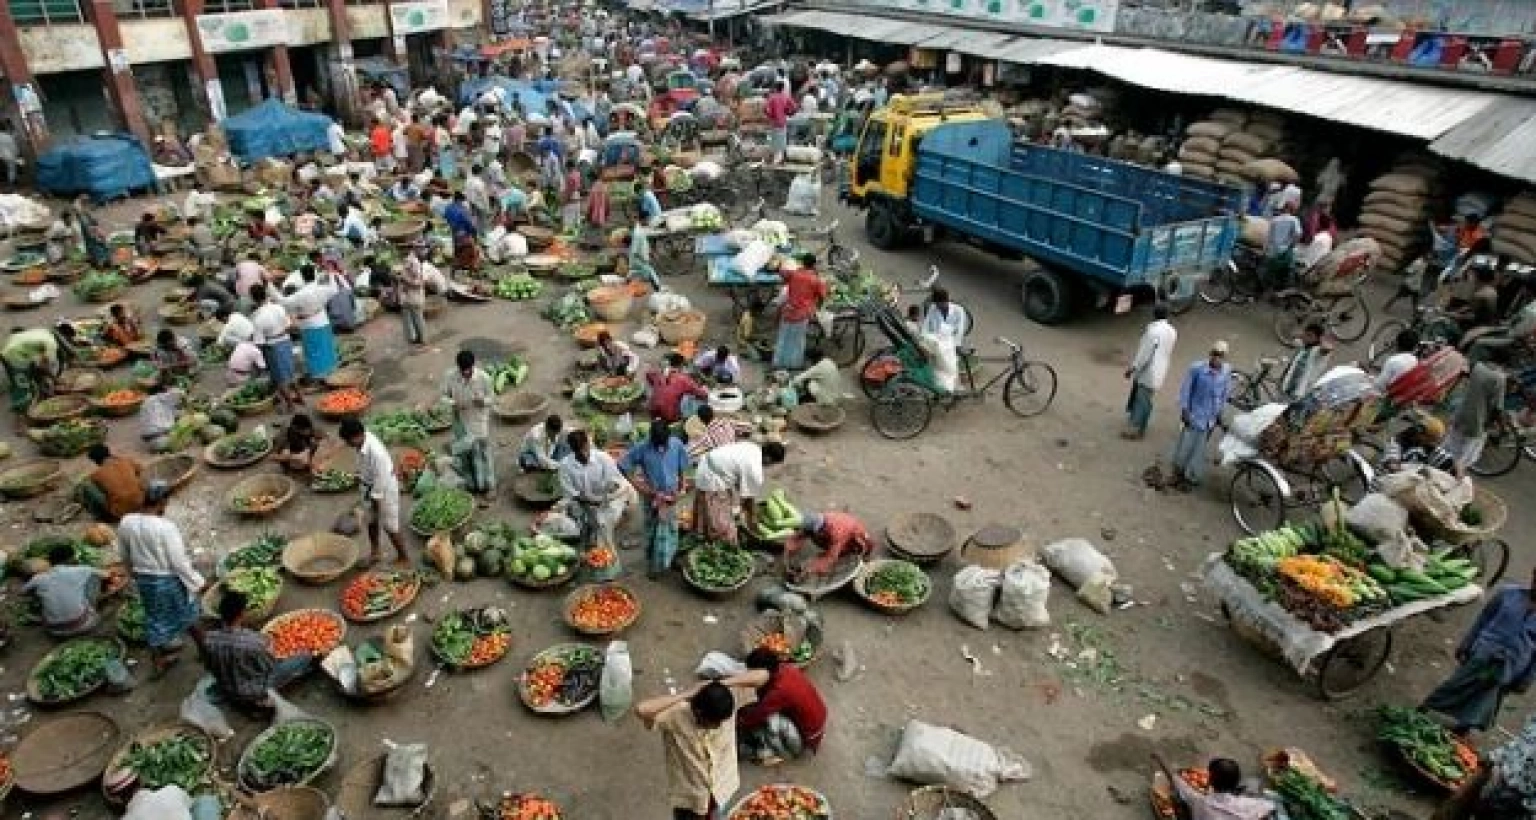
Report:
648,291,691,314
993,561,1052,630
783,172,821,217
631,326,660,348
919,333,959,392
1039,538,1116,589
695,651,747,680
124,785,194,820
180,675,234,741
948,565,1001,630
733,239,773,276
600,640,634,723
1344,493,1410,545
374,743,429,807
269,690,315,725
886,719,1032,797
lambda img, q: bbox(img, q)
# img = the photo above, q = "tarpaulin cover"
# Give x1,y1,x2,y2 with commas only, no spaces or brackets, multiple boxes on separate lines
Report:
355,58,410,100
457,77,593,122
34,133,155,201
221,99,336,163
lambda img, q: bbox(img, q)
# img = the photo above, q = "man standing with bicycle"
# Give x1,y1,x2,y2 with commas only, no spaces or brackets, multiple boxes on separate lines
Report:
1436,349,1509,477
1123,304,1177,440
1169,341,1232,491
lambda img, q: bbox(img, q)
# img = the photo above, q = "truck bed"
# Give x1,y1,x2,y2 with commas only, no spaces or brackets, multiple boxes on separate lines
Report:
911,120,1242,291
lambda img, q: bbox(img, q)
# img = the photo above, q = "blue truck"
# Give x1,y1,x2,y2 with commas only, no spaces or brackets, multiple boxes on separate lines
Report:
843,97,1243,324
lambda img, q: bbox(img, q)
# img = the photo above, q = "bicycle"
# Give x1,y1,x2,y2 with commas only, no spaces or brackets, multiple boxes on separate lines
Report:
1227,354,1290,413
1198,243,1270,306
798,219,860,274
1272,275,1372,345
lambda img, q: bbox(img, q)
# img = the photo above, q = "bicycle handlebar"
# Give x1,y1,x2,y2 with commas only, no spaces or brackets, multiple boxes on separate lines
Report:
995,336,1021,353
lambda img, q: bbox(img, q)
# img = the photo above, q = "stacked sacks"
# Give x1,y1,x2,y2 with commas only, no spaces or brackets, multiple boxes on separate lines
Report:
1176,116,1236,181
1178,109,1292,186
1358,159,1442,272
1494,192,1536,264
1215,111,1288,188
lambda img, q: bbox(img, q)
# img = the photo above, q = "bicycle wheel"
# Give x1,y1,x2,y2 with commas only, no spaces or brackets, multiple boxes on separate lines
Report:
1315,628,1393,700
1450,539,1510,588
1230,461,1287,535
827,244,860,273
1325,292,1371,343
1227,370,1260,413
859,346,902,398
1469,422,1523,478
1198,264,1234,305
1002,361,1058,417
1366,319,1408,370
1316,452,1370,504
1272,295,1311,346
819,315,865,367
870,378,932,440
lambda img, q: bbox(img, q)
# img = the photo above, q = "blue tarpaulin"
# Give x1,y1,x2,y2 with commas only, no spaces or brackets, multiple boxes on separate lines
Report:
35,133,155,201
222,99,336,163
457,77,593,121
355,58,410,100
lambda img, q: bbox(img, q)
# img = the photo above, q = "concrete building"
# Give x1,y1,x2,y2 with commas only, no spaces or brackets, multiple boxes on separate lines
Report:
0,0,491,160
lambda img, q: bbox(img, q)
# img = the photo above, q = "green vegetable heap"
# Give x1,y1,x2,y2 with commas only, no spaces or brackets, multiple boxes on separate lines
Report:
242,721,334,790
865,561,928,604
36,638,115,701
1376,705,1473,784
224,567,281,609
122,731,211,792
367,408,431,447
411,487,474,533
224,533,287,571
493,273,542,301
684,543,754,588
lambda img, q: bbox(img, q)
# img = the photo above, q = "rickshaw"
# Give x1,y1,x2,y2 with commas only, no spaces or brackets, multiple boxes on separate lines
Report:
663,70,703,103
608,103,651,140
599,132,644,180
864,304,1058,440
660,111,701,151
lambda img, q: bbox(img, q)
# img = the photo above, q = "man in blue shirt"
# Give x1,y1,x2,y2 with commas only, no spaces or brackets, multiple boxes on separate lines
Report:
443,192,479,272
1423,567,1536,735
620,421,691,579
1170,340,1231,490
636,177,663,226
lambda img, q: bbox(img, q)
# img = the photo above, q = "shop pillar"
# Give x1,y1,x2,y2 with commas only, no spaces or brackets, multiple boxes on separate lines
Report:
89,0,153,147
257,0,298,105
323,0,361,124
383,0,403,63
0,3,49,159
179,0,227,123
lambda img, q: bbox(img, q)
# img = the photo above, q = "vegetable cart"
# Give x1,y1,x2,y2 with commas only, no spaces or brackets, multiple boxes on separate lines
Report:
1204,556,1480,699
697,232,783,323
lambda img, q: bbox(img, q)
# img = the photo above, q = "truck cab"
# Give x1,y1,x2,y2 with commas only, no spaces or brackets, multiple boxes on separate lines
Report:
844,93,988,213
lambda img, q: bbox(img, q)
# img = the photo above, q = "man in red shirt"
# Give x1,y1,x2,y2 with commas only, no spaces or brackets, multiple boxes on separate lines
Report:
369,120,393,172
773,254,829,371
763,84,797,164
736,647,828,764
784,511,874,577
646,353,709,423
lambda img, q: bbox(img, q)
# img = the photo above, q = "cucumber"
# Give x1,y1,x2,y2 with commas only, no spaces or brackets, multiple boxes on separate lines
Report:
1388,584,1427,603
1368,565,1397,584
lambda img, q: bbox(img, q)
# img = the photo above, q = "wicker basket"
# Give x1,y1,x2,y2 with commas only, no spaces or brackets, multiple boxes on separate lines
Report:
521,225,555,250
226,473,298,517
897,786,997,820
26,395,91,425
323,364,373,390
200,575,282,623
1408,485,1508,546
727,785,832,820
204,433,273,469
572,322,609,348
224,391,276,418
143,453,198,492
102,724,214,807
852,559,932,616
681,547,757,600
237,718,338,793
518,643,603,715
586,285,633,322
54,368,106,395
316,389,372,421
10,710,121,795
35,420,108,458
88,389,146,418
81,284,126,304
525,254,561,277
588,376,642,414
261,608,347,658
740,611,824,668
157,304,200,326
656,309,706,344
790,403,846,434
562,583,641,636
380,219,426,245
283,533,361,584
494,390,551,423
0,458,63,499
960,524,1031,570
226,786,332,820
885,512,958,566
26,637,125,705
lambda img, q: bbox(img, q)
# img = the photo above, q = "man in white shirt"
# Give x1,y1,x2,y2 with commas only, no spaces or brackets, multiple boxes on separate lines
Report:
341,418,409,566
519,414,570,472
1123,304,1178,440
626,63,645,85
557,429,635,551
920,288,969,349
800,91,819,116
118,494,204,674
340,203,373,246
463,165,492,228
692,440,786,546
326,120,347,156
280,267,340,383
442,350,496,500
249,283,303,410
182,182,218,223
213,306,255,347
0,122,19,187
1375,327,1420,392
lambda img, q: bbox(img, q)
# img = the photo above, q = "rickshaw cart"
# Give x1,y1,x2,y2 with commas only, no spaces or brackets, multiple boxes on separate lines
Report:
1204,556,1480,700
698,233,783,322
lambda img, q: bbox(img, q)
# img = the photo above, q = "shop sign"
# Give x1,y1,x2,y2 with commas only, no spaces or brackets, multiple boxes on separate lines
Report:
390,0,451,35
195,9,293,54
862,0,1117,33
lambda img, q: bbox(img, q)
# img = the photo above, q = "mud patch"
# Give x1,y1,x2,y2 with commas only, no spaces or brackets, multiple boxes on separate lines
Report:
1188,671,1232,715
1086,733,1201,774
1088,344,1126,367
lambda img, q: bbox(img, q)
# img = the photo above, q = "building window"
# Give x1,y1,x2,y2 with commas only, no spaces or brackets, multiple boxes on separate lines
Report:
345,0,386,5
278,0,325,7
201,0,258,11
113,0,175,18
10,0,87,25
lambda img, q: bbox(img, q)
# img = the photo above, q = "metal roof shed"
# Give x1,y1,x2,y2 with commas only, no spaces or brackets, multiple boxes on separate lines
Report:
1226,70,1498,140
1428,100,1536,184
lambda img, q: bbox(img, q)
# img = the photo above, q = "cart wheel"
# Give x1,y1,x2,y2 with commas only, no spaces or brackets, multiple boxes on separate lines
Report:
1315,628,1393,700
858,346,901,399
814,315,864,367
1272,295,1311,346
1326,292,1371,343
1002,361,1058,418
1199,264,1235,305
1230,461,1287,536
1469,420,1523,478
1227,370,1260,413
1450,539,1510,588
1316,452,1370,504
870,377,931,440
827,244,860,274
1367,319,1408,370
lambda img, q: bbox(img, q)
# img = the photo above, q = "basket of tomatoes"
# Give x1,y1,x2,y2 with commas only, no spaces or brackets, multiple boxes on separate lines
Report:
726,784,832,820
340,570,420,623
562,583,640,636
261,608,347,660
316,388,372,421
486,792,564,820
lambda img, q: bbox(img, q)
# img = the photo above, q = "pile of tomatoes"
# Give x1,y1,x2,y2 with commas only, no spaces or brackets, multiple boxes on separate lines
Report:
467,632,512,666
567,585,638,633
493,792,563,820
340,570,417,620
264,610,345,659
583,547,617,569
523,661,566,708
729,785,830,820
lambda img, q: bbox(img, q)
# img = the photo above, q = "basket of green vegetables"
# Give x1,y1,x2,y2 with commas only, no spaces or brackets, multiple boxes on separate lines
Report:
26,636,124,705
201,567,283,624
204,430,273,469
73,271,128,304
852,559,931,615
238,719,338,792
409,487,475,537
31,418,107,458
222,380,276,417
102,724,214,805
682,542,757,599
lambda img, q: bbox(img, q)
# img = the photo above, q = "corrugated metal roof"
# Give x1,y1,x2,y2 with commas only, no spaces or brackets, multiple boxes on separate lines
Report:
1228,69,1498,141
919,30,1010,54
1429,100,1536,184
992,37,1081,64
1037,45,1284,97
858,18,934,44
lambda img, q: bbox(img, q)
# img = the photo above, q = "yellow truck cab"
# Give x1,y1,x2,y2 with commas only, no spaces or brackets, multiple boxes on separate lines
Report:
844,93,989,205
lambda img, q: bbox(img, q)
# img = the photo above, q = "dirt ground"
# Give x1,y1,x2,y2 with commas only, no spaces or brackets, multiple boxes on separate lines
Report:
0,187,1528,820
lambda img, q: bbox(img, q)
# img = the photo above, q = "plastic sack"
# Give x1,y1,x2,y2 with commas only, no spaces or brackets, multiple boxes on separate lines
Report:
648,292,691,314
124,785,194,820
948,565,1002,630
1039,538,1116,589
782,172,821,217
600,640,634,723
695,650,747,680
919,332,959,393
733,240,773,276
426,533,456,576
536,512,581,540
269,690,315,725
180,675,234,741
886,719,1032,797
993,561,1052,630
1344,493,1410,545
374,743,429,807
631,326,660,348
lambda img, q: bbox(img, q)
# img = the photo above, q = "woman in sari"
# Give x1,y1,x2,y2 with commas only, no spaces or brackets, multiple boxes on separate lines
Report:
72,196,111,268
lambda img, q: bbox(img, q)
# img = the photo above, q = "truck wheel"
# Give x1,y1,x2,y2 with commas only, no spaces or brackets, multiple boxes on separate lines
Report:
1020,269,1075,325
865,202,901,250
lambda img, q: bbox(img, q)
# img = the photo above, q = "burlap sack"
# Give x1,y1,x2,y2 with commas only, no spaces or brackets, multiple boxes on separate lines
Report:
1185,122,1231,141
1209,109,1248,127
1363,200,1429,224
1245,122,1286,145
1218,173,1247,187
1182,163,1215,179
1242,158,1299,184
1364,189,1429,211
1178,147,1218,166
1371,173,1432,196
1498,211,1536,236
1219,145,1259,164
1182,135,1222,155
1503,194,1536,220
1217,159,1247,176
1359,212,1416,234
1494,233,1536,263
1223,132,1271,156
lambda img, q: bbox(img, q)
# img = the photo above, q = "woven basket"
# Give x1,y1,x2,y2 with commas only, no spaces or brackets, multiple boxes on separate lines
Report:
283,533,361,584
518,643,603,715
589,376,641,414
316,389,372,421
26,637,125,705
204,433,273,469
261,608,347,659
0,458,63,499
572,322,609,348
54,368,106,395
323,364,373,390
88,390,146,418
586,285,633,322
10,710,121,795
81,284,126,304
102,724,214,807
81,346,129,369
852,559,932,616
226,786,332,820
494,390,550,423
201,574,283,623
237,718,338,793
790,403,846,433
226,473,297,517
380,219,426,245
656,309,706,344
144,454,198,492
157,304,200,326
36,420,108,458
681,547,757,600
884,512,958,565
26,395,91,425
522,225,555,250
225,391,276,418
562,583,641,636
897,786,997,820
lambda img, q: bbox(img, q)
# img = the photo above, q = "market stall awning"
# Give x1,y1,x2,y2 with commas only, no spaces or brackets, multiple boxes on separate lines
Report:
989,37,1080,64
686,0,787,21
761,10,931,44
1428,99,1536,184
917,29,1014,57
1225,68,1497,142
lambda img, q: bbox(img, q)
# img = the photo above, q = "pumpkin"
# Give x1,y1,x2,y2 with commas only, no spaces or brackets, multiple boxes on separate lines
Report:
84,523,115,547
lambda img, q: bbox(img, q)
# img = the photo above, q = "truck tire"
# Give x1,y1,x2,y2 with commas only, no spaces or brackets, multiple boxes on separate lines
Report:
1021,268,1076,325
865,201,901,250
